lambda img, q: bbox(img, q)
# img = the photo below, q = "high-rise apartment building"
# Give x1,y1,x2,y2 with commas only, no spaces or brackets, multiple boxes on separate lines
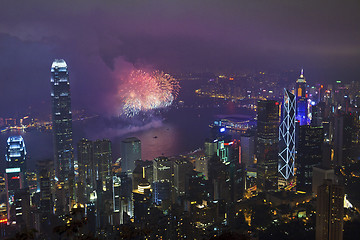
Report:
278,89,296,182
316,179,344,240
121,137,141,175
256,100,280,191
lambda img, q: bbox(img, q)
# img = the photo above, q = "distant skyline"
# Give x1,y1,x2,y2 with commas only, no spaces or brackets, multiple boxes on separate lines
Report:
0,0,359,116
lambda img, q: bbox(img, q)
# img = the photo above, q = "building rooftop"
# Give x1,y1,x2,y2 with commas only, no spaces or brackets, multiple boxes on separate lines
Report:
122,137,141,143
51,59,67,69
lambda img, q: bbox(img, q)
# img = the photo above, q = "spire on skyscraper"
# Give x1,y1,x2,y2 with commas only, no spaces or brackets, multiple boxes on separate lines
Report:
297,68,306,83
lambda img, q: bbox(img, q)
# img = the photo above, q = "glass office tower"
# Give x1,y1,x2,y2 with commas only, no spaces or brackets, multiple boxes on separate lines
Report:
51,59,74,182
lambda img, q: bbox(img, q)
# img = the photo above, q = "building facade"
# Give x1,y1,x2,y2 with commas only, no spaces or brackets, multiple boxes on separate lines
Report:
256,100,280,191
316,179,344,240
297,125,324,192
278,89,296,182
5,136,27,224
121,137,141,175
51,59,74,182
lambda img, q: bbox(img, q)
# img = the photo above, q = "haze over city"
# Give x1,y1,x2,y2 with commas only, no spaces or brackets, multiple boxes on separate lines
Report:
1,0,360,116
0,1,360,240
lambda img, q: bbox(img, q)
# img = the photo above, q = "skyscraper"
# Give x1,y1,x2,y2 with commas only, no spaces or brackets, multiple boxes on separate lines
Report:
77,139,94,203
93,139,112,192
153,156,173,206
5,136,27,174
297,125,324,192
51,59,74,214
37,160,54,214
240,133,255,167
51,59,74,182
256,100,280,191
316,179,344,240
333,113,355,167
295,69,306,99
121,137,141,175
295,69,309,125
5,136,27,223
174,159,193,197
278,89,296,181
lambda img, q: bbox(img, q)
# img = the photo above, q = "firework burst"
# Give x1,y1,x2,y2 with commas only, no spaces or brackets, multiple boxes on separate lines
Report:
118,70,180,117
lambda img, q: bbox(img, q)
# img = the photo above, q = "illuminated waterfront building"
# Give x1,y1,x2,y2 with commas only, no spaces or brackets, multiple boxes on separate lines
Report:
278,89,296,182
210,117,256,134
256,100,280,191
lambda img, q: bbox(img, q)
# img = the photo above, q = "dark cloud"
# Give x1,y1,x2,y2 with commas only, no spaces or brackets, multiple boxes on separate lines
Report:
0,0,360,116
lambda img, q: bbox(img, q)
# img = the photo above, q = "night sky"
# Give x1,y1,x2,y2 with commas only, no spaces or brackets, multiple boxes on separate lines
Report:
0,0,359,116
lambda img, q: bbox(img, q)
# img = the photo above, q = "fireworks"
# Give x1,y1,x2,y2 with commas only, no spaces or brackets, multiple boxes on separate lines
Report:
119,70,180,117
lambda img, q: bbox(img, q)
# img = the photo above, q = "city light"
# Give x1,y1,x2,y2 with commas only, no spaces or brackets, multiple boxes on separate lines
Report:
5,168,20,173
0,219,7,224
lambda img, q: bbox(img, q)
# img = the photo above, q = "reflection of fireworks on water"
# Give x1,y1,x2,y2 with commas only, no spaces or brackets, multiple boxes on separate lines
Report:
119,70,180,117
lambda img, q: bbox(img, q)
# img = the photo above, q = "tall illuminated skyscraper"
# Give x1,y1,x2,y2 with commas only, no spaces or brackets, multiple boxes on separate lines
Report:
51,59,74,182
6,136,27,173
51,59,74,213
295,69,309,125
5,136,27,223
295,69,306,99
278,89,296,181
